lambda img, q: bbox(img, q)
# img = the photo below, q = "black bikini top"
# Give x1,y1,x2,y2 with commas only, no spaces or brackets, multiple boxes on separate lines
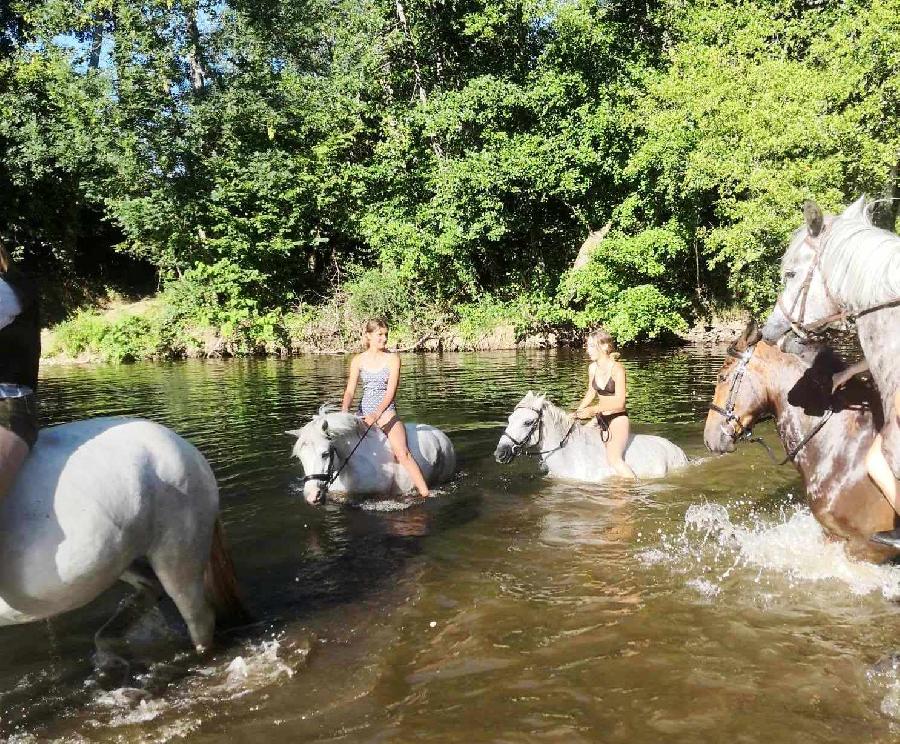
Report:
593,375,615,395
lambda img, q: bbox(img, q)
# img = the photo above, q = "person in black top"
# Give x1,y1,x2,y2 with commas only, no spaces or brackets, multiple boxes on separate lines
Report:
0,244,40,500
572,327,636,479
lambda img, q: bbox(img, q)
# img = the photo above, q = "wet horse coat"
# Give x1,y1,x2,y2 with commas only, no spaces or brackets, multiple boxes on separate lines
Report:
705,324,896,562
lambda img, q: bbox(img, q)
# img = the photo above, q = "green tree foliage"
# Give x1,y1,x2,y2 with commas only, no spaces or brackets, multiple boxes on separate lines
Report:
3,0,899,350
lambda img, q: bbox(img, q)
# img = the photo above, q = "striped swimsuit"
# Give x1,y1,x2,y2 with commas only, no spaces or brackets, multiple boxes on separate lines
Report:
358,366,396,417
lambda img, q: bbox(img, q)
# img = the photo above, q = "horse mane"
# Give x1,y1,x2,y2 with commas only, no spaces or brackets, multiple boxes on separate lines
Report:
518,391,594,446
305,405,361,440
785,196,900,309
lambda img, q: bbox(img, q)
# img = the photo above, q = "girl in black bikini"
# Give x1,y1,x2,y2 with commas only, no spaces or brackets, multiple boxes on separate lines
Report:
572,327,636,479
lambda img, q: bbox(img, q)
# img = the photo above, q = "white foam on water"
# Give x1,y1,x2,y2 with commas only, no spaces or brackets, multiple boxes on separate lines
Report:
642,500,900,601
75,635,308,740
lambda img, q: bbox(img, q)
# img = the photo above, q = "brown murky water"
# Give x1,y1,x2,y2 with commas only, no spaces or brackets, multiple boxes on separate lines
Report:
5,347,900,742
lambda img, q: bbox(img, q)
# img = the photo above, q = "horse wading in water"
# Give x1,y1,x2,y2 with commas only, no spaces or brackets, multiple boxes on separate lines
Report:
0,417,245,664
760,197,900,546
495,392,688,480
289,407,456,504
705,322,896,562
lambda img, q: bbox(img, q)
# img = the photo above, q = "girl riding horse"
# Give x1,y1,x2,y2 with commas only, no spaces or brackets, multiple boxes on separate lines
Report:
0,244,39,503
340,318,430,497
572,327,636,479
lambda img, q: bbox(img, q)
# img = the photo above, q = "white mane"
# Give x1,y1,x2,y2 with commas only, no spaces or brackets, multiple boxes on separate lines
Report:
301,405,362,442
785,196,900,309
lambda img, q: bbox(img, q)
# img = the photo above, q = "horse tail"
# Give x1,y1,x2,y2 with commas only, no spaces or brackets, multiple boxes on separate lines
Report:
204,517,251,628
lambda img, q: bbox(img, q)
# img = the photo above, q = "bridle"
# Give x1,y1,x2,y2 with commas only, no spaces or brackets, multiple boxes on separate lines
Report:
709,339,834,465
499,405,578,464
708,342,759,441
777,218,900,340
776,219,842,341
300,420,375,499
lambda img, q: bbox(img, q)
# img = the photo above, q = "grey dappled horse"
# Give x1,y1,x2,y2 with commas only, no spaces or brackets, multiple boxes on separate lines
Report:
495,392,688,480
760,196,900,479
0,418,243,666
289,407,456,504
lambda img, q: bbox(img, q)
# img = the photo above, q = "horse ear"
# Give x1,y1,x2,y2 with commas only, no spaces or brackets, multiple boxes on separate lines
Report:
802,200,824,237
746,319,762,347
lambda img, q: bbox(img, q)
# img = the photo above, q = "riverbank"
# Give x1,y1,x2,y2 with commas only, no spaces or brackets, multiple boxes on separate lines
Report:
40,295,749,365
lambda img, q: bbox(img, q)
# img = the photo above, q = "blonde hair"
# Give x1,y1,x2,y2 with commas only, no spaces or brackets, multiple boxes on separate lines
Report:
588,326,620,361
362,318,388,349
0,244,9,274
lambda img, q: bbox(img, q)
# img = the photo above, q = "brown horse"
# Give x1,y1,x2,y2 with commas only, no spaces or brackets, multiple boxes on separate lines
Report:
704,321,897,563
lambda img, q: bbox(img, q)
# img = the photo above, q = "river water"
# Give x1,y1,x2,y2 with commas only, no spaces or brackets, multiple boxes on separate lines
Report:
5,347,900,742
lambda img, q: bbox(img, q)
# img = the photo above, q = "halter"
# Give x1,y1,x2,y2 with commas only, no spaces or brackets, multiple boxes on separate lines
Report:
777,218,900,340
709,340,833,465
499,405,578,463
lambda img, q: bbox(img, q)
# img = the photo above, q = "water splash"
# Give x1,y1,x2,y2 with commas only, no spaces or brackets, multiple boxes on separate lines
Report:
641,500,900,600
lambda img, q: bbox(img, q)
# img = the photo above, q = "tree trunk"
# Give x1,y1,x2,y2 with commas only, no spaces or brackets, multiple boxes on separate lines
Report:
882,158,899,232
186,7,209,91
88,22,103,69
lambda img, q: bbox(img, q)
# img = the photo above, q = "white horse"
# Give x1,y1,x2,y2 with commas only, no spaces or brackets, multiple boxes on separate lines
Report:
288,407,457,504
0,417,244,662
495,392,688,480
760,196,900,477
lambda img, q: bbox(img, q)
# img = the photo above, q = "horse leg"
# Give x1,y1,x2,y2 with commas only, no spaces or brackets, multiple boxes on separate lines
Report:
149,547,215,654
93,563,164,685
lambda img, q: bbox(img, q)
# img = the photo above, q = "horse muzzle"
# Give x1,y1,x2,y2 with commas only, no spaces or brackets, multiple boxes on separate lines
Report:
760,312,791,344
494,442,514,464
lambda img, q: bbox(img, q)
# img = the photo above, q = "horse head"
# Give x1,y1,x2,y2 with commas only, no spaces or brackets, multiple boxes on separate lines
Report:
288,407,361,505
495,392,546,464
761,198,866,346
704,320,768,453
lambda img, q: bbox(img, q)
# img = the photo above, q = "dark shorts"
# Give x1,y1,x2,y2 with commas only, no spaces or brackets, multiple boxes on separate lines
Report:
0,394,38,449
596,410,628,443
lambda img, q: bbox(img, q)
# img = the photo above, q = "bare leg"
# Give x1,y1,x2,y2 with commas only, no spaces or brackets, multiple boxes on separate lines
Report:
0,428,28,500
382,415,430,497
868,435,898,512
604,415,636,479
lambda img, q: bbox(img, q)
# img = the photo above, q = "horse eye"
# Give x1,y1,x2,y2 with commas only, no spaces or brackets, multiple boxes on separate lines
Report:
784,270,796,280
718,374,726,382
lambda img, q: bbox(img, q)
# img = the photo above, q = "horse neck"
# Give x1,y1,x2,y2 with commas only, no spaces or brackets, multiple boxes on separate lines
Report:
855,312,900,413
536,401,575,448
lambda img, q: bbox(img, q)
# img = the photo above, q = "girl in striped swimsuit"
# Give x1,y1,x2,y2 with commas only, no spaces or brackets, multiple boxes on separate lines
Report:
340,318,430,497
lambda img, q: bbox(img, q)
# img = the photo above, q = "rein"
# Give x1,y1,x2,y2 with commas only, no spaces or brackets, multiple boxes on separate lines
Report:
778,219,900,339
500,405,578,464
709,341,833,465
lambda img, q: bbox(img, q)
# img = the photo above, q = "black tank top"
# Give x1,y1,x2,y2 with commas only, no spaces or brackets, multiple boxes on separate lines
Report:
0,269,41,391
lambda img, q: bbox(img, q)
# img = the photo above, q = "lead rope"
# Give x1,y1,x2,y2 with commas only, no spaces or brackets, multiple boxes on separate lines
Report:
745,409,834,466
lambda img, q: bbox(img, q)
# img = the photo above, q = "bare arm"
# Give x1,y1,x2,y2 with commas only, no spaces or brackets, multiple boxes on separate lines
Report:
573,363,597,418
341,356,361,412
